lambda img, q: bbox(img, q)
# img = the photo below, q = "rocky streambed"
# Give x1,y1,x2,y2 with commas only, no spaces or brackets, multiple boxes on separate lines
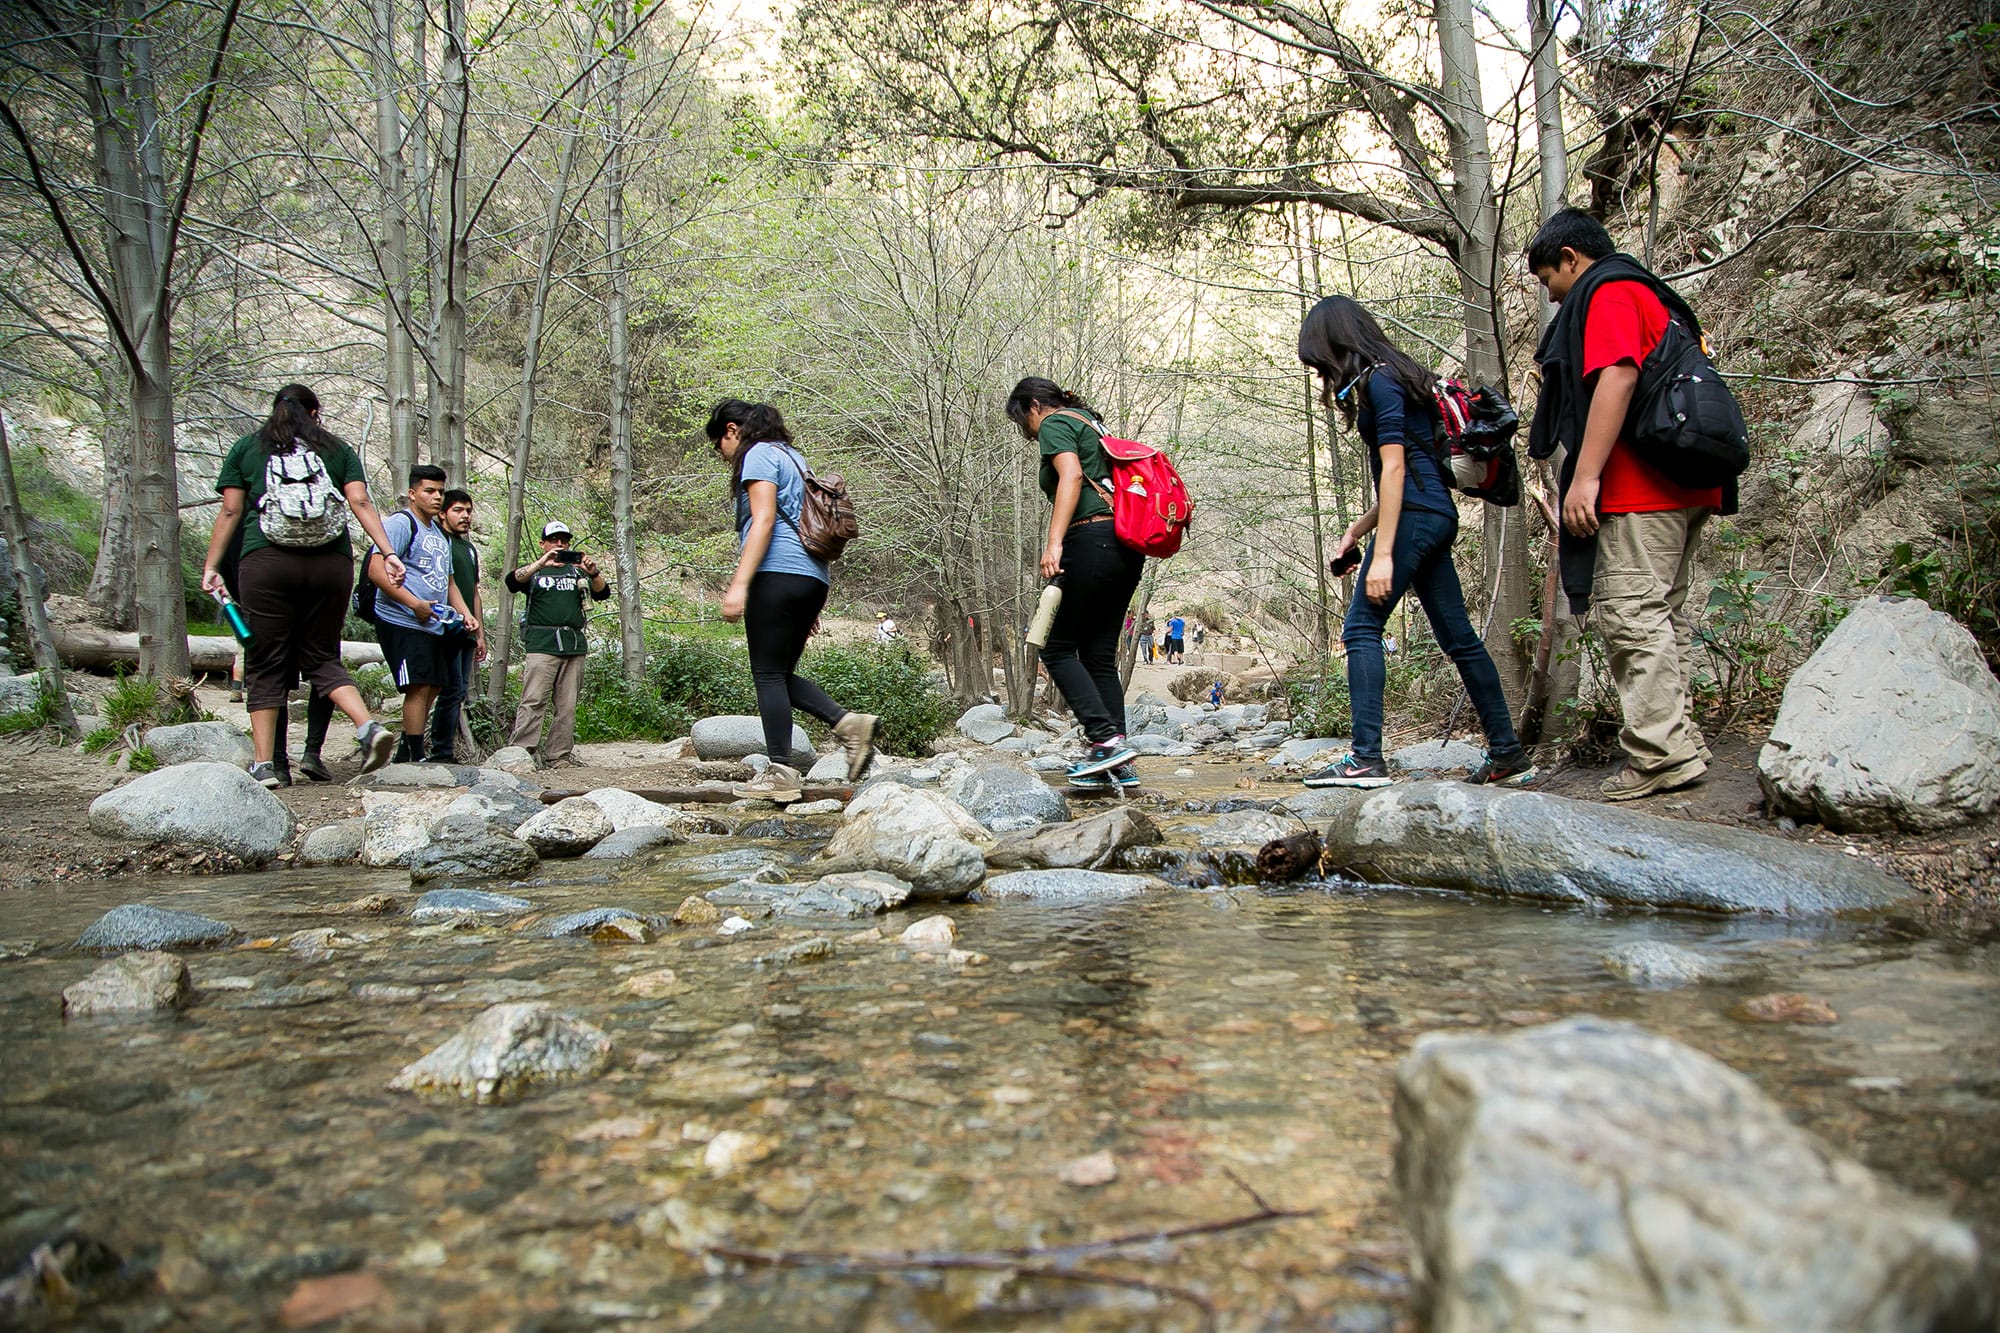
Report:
4,751,1998,1330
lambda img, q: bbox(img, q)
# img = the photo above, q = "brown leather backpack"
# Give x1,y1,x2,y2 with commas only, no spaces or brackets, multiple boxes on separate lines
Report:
774,446,859,561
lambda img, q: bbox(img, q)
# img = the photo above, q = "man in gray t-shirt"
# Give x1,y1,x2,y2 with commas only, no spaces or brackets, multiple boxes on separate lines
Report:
370,464,479,763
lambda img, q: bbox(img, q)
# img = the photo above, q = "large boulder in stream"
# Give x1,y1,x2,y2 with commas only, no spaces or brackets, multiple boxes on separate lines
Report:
1758,596,2000,833
948,762,1071,831
1395,1016,1980,1332
987,806,1162,870
86,762,294,865
1281,782,1912,915
818,783,990,901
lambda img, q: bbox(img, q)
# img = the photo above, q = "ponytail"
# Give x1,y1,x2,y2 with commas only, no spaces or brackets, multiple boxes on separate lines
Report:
254,383,347,468
1005,376,1098,437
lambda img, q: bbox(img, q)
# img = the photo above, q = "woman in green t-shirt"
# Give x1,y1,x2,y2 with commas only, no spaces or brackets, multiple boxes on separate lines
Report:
1006,376,1143,790
200,384,404,784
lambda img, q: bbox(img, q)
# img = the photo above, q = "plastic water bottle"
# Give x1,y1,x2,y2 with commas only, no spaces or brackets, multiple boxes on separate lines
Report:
1024,582,1063,649
210,588,252,646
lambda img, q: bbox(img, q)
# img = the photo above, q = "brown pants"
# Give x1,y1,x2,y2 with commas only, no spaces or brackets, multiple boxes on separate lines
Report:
238,545,357,713
509,652,585,763
1591,507,1710,775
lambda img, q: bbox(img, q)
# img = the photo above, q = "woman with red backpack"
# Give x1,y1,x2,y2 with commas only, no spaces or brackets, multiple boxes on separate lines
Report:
1006,376,1142,789
1296,297,1535,790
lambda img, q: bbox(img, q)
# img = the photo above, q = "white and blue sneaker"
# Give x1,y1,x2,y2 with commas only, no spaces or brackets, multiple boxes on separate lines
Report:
1066,738,1138,783
1069,762,1140,791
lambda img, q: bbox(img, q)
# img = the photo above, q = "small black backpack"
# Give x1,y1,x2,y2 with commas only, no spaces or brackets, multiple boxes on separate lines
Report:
1628,284,1750,489
351,514,418,627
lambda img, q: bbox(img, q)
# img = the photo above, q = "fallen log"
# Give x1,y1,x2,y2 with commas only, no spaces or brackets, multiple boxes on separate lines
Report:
51,624,383,673
538,785,854,805
1254,829,1324,882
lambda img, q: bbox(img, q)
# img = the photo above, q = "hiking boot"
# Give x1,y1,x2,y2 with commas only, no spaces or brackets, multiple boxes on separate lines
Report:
1301,753,1392,788
392,734,425,765
356,721,394,774
296,751,333,784
1600,757,1707,802
249,760,285,790
733,763,803,803
1067,738,1138,782
227,688,244,703
832,711,880,782
1466,751,1538,787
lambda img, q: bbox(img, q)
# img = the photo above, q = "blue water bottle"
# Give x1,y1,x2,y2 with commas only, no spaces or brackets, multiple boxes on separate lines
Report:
211,588,253,646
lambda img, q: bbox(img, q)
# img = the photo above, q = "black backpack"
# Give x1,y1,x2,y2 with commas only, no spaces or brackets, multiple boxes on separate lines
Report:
1628,284,1750,488
351,513,418,628
1431,379,1523,506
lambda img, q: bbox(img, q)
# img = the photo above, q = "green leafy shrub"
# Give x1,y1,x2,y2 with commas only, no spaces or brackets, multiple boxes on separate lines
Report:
99,673,164,731
798,640,952,755
1284,668,1351,738
82,725,120,753
647,636,758,736
575,652,679,743
0,682,58,735
350,664,394,713
126,745,159,774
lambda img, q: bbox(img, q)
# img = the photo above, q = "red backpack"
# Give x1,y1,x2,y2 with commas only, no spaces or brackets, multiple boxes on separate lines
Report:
1051,410,1196,558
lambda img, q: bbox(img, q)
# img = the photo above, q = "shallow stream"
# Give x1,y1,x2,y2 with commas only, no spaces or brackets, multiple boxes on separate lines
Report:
4,820,1997,1329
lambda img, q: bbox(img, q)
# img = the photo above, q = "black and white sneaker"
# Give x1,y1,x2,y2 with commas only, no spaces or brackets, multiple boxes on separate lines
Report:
296,752,333,783
1067,738,1138,782
1466,751,1538,786
248,760,285,790
1301,753,1392,788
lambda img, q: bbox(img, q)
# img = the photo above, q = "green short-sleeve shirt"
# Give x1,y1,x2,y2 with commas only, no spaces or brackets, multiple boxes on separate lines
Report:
448,533,480,607
215,432,366,559
1037,412,1113,521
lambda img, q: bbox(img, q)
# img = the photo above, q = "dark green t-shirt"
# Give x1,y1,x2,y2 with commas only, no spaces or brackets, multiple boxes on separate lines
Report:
448,534,479,608
505,563,608,656
216,432,366,559
1037,412,1113,521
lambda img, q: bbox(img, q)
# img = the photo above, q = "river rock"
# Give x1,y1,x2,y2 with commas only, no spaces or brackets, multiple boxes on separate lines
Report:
75,904,234,952
1389,739,1484,775
1126,735,1198,757
977,869,1159,903
1601,941,1733,988
580,787,685,832
389,1002,613,1104
691,715,815,763
955,703,1016,744
86,762,295,865
488,745,538,774
987,807,1161,870
408,835,539,883
361,792,456,867
354,762,475,789
1758,596,2000,832
752,937,834,968
707,870,912,920
0,672,41,716
818,783,991,901
61,951,191,1016
297,818,365,867
949,763,1070,831
1186,809,1310,848
515,797,613,857
535,907,664,940
452,785,546,832
140,721,254,770
900,914,957,950
1395,1016,1978,1331
1282,782,1913,915
806,753,849,784
411,889,533,919
583,825,685,860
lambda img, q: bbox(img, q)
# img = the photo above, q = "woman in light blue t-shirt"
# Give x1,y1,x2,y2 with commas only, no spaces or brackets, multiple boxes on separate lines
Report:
708,399,877,801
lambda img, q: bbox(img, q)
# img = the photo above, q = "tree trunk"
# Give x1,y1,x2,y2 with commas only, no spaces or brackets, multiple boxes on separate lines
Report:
0,414,80,736
604,4,644,684
372,0,418,486
85,365,137,629
485,109,583,711
435,0,470,483
1436,0,1531,707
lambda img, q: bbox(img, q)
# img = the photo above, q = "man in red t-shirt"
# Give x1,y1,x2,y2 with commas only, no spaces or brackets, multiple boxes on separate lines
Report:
1530,209,1715,801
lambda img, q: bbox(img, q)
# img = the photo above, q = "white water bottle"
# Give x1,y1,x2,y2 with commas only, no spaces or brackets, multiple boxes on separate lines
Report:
1024,582,1063,649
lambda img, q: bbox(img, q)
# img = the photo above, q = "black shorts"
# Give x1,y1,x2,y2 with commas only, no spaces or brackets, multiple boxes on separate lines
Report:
1164,636,1185,653
377,621,450,689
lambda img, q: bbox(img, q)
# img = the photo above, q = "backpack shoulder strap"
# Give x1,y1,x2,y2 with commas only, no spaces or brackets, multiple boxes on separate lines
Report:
1043,410,1115,501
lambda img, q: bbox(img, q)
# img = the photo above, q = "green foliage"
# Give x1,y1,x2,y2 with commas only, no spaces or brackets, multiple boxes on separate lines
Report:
81,725,120,754
0,683,58,735
1878,462,2000,663
646,635,758,736
99,672,164,731
798,640,952,755
349,665,394,713
126,745,159,774
574,652,679,743
1284,667,1351,738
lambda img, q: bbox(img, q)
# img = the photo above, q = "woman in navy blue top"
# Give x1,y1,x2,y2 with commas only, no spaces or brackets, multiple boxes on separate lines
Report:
1295,295,1533,789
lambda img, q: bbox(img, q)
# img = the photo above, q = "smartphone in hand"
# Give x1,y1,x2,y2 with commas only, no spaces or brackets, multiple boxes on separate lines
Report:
1330,548,1362,576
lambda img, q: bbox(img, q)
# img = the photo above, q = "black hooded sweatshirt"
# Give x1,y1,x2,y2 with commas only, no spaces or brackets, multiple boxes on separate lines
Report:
1528,252,1736,614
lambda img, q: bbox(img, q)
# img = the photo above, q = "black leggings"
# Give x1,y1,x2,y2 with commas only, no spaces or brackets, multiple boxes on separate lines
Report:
745,572,844,766
1039,520,1144,743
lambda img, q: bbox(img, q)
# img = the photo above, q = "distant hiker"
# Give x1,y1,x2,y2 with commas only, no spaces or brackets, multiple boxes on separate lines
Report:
424,488,486,764
505,519,609,771
1527,208,1722,801
707,399,878,800
200,383,401,785
1295,296,1535,790
1006,376,1141,791
215,510,337,781
1165,614,1186,664
370,465,478,764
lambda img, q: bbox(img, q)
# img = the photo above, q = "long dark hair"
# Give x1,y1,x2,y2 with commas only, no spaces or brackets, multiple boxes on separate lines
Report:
1296,296,1437,428
1005,376,1098,438
255,383,345,465
706,398,793,498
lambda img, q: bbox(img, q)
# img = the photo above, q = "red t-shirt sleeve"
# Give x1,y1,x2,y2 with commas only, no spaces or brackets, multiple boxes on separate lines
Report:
1584,280,1723,513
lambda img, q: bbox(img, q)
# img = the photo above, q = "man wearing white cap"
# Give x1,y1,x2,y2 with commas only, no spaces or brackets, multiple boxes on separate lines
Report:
504,520,610,768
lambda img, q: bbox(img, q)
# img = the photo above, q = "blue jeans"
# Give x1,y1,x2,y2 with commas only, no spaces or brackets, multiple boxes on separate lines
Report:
1342,507,1523,765
426,636,477,760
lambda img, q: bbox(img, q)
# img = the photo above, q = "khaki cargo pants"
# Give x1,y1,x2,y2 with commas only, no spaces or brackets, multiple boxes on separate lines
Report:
1591,507,1711,775
509,651,586,764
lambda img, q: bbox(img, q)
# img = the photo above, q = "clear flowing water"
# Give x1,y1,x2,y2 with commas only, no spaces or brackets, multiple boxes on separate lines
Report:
3,829,1997,1330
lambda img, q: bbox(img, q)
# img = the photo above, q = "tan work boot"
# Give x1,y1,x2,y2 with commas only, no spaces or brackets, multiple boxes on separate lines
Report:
831,712,880,782
733,763,803,803
1600,756,1707,802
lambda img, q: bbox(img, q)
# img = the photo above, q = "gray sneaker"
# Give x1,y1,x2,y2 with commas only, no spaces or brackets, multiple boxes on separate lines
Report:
248,760,284,790
732,763,803,803
356,720,395,774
